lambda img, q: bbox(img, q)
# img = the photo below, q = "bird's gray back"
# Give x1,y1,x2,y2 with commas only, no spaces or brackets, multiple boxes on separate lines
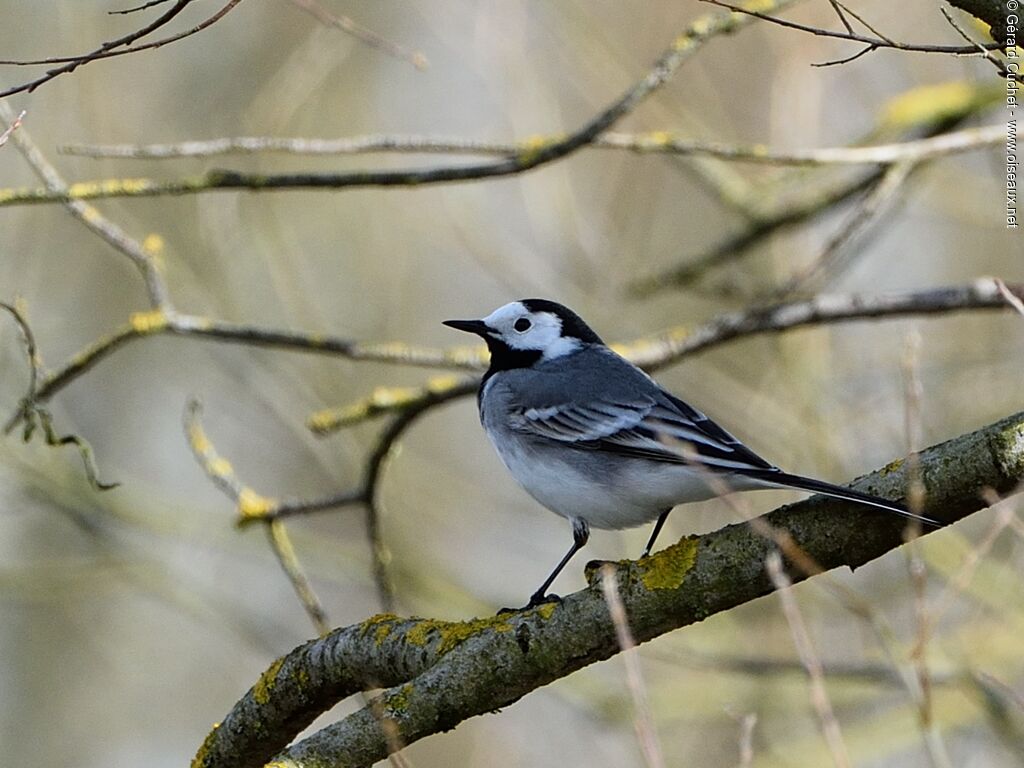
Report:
489,345,659,411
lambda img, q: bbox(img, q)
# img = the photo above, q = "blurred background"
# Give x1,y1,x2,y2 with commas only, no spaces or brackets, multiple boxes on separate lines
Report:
0,1,1021,766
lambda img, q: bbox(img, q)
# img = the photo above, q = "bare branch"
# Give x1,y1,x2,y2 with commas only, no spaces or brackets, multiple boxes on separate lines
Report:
701,0,1002,65
599,565,665,768
287,0,428,71
0,1,799,206
0,0,244,99
303,279,1022,437
766,552,850,768
770,159,918,298
0,109,24,148
0,101,170,308
57,123,1005,166
0,301,118,490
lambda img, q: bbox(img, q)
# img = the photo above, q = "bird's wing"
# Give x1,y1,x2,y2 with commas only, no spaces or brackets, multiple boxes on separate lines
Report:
511,392,775,472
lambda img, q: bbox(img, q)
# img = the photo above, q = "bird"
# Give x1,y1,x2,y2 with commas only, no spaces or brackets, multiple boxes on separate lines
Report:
443,299,940,610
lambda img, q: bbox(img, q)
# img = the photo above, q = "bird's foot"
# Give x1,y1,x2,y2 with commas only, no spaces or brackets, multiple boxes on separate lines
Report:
497,592,562,616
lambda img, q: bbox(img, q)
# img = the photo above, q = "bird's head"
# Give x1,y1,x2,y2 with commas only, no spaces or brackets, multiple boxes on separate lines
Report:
443,299,603,369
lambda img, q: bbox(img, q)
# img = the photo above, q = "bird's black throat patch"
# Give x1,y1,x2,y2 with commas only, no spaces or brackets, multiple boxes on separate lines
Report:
482,335,543,374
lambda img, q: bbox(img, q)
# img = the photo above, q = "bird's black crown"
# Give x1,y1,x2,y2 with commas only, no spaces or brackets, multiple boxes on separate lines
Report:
520,299,604,344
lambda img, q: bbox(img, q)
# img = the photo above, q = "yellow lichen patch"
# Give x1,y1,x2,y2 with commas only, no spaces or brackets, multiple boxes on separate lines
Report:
188,316,214,331
307,402,368,433
359,613,401,643
425,374,463,393
66,177,153,199
640,538,699,591
187,422,212,456
687,15,713,38
742,0,779,13
370,386,421,408
0,186,37,205
375,623,394,646
638,130,674,150
129,309,169,334
384,683,415,714
404,615,513,655
189,722,220,768
252,657,285,705
444,344,488,367
237,487,277,519
142,233,166,270
881,82,993,131
78,204,103,225
207,457,233,478
879,457,905,477
142,233,165,255
359,340,422,360
516,133,562,165
535,602,557,620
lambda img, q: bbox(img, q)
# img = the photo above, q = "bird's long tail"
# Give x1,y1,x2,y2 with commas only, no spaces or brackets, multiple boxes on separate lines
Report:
743,469,942,529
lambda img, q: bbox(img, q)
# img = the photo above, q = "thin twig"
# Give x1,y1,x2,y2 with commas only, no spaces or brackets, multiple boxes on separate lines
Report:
0,301,118,489
701,0,1000,62
737,713,757,768
1,0,195,98
939,7,1008,75
287,0,427,70
829,1,894,43
0,109,25,148
5,281,1012,443
996,278,1024,316
309,279,1023,436
901,332,953,768
1,1,800,207
0,101,170,309
268,520,331,635
599,565,665,768
915,488,1020,652
765,552,851,768
0,1,246,96
770,159,918,298
183,399,343,628
110,0,175,14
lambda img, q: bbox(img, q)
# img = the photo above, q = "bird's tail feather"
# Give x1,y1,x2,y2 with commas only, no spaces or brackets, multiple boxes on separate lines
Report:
744,469,942,529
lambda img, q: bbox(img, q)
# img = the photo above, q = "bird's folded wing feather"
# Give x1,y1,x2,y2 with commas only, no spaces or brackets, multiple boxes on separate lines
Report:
512,393,775,472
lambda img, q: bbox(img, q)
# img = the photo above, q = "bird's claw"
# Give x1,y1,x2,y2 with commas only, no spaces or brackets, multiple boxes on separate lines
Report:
496,592,562,615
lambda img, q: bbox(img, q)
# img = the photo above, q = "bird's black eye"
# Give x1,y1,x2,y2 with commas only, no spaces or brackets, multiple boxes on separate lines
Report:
513,317,532,333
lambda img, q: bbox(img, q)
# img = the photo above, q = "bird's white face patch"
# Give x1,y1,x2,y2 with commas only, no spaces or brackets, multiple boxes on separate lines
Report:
482,301,582,360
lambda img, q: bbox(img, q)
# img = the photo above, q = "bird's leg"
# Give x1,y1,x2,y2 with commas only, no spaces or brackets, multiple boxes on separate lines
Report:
500,519,589,614
641,508,672,557
529,519,590,605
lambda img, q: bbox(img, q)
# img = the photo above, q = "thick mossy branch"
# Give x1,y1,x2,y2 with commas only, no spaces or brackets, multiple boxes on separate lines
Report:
193,411,1024,768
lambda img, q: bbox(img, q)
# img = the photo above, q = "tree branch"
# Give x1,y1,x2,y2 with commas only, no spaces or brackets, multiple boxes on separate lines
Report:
192,410,1024,768
58,123,1003,164
0,0,798,206
0,0,245,99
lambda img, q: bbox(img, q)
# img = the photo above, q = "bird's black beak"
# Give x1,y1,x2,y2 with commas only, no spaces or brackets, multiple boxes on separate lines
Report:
442,318,490,337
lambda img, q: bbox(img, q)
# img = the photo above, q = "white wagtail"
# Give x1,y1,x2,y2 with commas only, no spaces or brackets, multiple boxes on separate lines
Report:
444,299,939,609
